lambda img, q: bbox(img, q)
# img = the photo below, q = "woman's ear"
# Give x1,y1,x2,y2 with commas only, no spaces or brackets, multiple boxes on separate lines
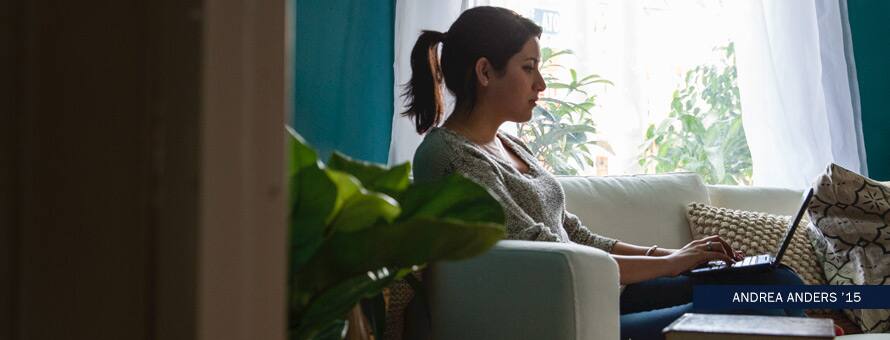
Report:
474,57,492,87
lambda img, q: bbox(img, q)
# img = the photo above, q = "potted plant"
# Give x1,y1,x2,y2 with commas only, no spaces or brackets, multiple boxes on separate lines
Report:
639,42,752,185
287,127,507,339
517,47,614,175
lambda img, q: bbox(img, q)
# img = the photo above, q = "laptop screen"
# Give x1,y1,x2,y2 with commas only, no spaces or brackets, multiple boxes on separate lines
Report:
773,188,815,264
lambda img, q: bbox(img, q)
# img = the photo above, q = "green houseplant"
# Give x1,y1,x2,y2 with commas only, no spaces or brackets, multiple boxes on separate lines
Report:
517,47,614,175
639,42,752,185
287,127,507,339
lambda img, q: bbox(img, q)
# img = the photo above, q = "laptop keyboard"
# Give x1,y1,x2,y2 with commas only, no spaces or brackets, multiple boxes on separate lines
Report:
707,254,772,269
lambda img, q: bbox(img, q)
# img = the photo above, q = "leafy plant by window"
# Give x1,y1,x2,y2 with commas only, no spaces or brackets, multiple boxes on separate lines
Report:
287,128,506,339
516,48,614,175
639,42,753,185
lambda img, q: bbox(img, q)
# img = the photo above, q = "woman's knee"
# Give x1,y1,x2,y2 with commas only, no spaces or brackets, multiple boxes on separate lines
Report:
700,266,805,285
772,266,805,285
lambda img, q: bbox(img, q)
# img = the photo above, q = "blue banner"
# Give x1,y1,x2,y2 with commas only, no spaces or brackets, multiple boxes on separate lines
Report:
693,285,890,309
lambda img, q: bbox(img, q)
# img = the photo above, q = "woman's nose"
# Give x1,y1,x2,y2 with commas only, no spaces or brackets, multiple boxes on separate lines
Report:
534,71,546,91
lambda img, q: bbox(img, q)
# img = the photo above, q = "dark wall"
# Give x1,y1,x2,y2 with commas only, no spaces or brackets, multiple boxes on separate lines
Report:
4,0,202,339
848,0,890,180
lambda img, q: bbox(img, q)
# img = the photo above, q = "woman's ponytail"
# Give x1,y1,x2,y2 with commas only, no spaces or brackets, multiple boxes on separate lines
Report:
401,30,447,134
401,8,542,134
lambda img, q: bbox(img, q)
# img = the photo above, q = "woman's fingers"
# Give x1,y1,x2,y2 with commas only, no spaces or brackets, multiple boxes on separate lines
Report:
732,250,745,261
697,238,727,254
704,250,735,265
680,236,743,269
687,250,735,271
701,235,736,258
717,239,734,258
693,240,736,264
714,252,735,264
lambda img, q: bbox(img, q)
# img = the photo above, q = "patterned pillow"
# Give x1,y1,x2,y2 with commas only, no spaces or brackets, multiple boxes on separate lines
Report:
806,163,890,333
686,203,827,286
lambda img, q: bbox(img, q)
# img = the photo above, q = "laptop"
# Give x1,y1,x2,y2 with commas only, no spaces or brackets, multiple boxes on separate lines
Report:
685,187,814,276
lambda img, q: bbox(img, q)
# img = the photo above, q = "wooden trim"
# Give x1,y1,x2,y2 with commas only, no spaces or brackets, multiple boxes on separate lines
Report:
4,0,287,338
1,0,22,337
198,0,287,338
150,0,202,338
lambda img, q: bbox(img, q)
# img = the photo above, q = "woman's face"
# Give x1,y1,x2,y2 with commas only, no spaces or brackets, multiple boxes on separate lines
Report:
485,38,547,123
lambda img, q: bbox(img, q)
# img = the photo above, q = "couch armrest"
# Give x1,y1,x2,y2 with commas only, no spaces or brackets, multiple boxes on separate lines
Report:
428,240,620,340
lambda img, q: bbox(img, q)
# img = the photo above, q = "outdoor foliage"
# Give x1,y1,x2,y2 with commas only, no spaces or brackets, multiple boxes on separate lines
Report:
639,42,753,185
517,48,614,175
287,127,506,339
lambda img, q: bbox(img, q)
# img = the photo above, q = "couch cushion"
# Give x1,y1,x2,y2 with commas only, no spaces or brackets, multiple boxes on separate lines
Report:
557,172,709,249
707,184,805,216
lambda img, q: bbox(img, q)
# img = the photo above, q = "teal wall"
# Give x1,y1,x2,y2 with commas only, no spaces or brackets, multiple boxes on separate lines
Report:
848,1,890,180
294,1,394,164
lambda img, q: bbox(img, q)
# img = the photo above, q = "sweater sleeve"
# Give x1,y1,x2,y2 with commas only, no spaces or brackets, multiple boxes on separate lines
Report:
451,152,563,243
563,209,618,252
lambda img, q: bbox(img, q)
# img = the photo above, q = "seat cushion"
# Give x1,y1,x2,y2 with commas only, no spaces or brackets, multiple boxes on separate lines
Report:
557,172,709,249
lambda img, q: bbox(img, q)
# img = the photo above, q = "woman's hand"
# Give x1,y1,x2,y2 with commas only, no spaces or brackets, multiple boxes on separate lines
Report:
663,235,745,276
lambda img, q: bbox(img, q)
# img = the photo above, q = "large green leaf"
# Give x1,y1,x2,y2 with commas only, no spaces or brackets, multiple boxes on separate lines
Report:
363,217,501,268
287,131,510,339
325,170,363,226
397,174,505,224
327,152,411,197
287,126,319,177
324,167,402,233
329,189,400,233
293,217,505,307
290,166,337,272
287,127,324,213
293,267,412,340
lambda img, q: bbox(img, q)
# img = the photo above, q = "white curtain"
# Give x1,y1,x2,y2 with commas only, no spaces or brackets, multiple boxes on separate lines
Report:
730,0,867,189
388,1,469,165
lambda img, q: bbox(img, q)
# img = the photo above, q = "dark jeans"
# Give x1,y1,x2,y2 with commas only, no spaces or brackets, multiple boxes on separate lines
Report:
619,265,806,340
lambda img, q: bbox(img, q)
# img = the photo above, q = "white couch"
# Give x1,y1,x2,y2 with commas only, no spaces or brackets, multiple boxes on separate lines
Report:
428,172,887,339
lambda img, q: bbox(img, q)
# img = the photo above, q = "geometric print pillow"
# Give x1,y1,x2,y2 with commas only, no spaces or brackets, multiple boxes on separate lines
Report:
807,163,890,333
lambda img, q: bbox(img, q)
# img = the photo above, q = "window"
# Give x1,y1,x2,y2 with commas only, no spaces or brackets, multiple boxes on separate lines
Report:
488,0,753,184
394,1,862,188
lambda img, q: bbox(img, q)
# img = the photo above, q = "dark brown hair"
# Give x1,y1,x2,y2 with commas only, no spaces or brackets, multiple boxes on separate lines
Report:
401,6,543,134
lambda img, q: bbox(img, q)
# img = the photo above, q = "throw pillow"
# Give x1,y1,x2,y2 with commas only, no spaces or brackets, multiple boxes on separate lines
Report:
807,163,890,333
686,203,827,286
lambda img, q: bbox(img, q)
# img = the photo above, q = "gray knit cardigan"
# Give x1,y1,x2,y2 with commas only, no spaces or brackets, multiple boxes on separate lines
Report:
412,127,618,253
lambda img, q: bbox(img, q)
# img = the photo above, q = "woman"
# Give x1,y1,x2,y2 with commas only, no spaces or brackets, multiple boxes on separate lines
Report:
403,6,804,339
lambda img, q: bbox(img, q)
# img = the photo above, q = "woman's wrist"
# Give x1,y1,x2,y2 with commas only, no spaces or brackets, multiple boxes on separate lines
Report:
655,248,676,257
644,246,675,257
644,245,659,256
610,242,675,257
